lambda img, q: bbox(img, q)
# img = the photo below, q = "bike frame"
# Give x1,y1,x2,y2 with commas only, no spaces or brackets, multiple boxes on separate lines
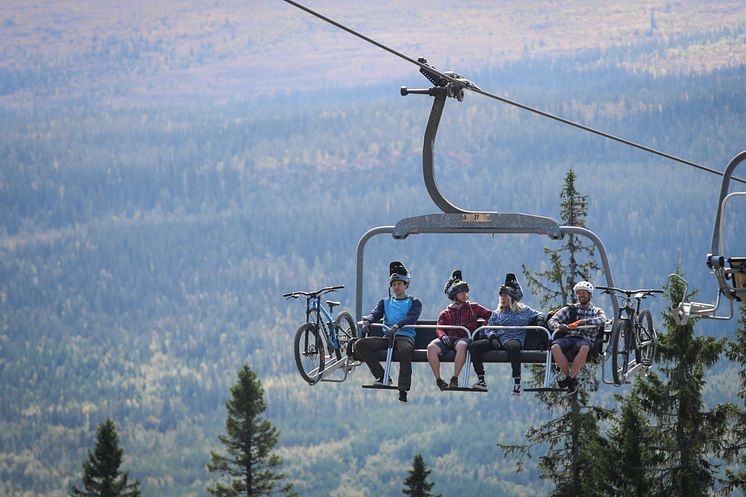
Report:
306,296,339,351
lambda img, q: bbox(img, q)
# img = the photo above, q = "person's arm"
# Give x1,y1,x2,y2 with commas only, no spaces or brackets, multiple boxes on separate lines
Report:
396,298,422,327
362,299,385,324
582,306,608,327
436,310,449,338
474,303,493,320
548,306,570,331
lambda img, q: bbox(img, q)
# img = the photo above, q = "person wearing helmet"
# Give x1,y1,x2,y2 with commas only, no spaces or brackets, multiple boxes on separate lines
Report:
428,270,493,391
355,261,422,403
468,273,545,395
548,280,607,395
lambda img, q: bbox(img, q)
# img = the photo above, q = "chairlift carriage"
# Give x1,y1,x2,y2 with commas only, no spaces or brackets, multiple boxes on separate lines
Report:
280,0,745,395
673,150,746,324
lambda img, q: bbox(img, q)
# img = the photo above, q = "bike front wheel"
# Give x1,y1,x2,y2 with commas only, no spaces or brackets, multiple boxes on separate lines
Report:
636,309,657,367
611,319,632,385
294,323,325,384
333,311,357,360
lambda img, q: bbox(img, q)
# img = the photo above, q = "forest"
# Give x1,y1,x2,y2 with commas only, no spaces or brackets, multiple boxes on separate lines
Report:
2,8,746,496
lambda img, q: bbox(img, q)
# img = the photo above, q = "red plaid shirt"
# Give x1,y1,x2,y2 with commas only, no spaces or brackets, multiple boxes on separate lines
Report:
437,302,493,339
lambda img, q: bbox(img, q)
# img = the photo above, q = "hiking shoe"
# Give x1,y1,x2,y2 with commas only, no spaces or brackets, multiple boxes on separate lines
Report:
512,383,521,396
398,390,408,403
566,377,580,396
472,379,488,391
436,378,449,391
374,377,393,386
557,376,570,390
449,376,459,389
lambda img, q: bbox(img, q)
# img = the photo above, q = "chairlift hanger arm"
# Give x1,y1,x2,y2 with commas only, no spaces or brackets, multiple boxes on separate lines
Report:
282,0,746,185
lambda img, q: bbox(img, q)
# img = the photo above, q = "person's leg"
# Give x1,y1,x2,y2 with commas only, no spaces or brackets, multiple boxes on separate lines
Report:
395,337,414,391
468,339,492,378
551,343,570,377
427,339,443,379
355,337,387,380
453,339,469,378
503,339,522,381
569,344,590,379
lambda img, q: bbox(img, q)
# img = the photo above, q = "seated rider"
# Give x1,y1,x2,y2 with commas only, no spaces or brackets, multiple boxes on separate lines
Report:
427,269,492,391
355,261,422,404
469,273,545,395
548,280,607,395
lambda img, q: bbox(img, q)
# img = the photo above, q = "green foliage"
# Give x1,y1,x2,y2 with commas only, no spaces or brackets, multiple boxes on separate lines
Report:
402,454,441,497
522,168,599,308
722,303,746,494
629,269,733,497
504,168,611,495
70,419,141,497
207,364,295,497
594,385,661,497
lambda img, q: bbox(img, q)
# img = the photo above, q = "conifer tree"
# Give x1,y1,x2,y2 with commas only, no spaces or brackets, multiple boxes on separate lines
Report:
502,168,609,497
70,418,141,497
523,168,599,308
402,454,441,497
207,364,296,497
631,272,731,496
594,384,661,497
721,302,746,494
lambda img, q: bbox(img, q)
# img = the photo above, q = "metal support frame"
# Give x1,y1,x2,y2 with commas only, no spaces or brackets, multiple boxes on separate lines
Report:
676,150,746,323
355,215,620,322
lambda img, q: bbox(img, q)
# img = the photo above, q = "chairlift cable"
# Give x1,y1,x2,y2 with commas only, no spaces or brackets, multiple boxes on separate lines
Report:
282,0,746,186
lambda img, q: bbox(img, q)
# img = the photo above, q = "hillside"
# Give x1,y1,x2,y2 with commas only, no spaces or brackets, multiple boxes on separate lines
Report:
2,2,746,497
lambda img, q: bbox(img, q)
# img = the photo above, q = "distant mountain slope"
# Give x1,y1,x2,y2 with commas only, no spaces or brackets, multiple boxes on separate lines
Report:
1,0,746,106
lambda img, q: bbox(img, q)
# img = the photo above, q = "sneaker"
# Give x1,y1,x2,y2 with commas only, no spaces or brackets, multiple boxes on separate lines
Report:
557,376,570,390
472,379,488,391
374,376,393,386
512,383,521,396
398,390,408,403
449,376,459,389
566,377,580,396
436,378,449,391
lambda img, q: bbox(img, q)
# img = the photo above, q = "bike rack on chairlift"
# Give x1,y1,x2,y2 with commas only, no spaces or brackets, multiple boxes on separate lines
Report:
349,74,635,389
674,150,746,325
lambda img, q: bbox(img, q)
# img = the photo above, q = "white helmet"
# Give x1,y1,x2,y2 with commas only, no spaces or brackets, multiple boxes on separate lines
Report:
573,281,594,295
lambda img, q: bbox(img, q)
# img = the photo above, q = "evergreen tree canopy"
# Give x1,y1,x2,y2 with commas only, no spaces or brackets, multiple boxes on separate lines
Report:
402,453,441,497
70,418,141,497
207,364,296,497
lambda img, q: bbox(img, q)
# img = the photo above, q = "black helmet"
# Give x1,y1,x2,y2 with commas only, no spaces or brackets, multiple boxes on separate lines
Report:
389,261,410,285
444,269,469,301
499,273,523,302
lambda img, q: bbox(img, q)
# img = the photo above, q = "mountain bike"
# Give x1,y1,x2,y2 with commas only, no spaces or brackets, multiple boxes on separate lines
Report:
597,286,662,385
283,285,356,384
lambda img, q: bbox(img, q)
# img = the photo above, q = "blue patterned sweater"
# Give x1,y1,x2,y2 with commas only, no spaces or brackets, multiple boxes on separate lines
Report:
484,306,544,347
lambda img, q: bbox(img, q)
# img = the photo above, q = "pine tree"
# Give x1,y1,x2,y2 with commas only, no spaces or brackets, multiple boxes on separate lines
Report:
720,301,746,494
523,168,599,308
594,384,661,497
502,168,609,497
402,454,441,497
632,271,731,497
207,364,296,497
70,418,141,497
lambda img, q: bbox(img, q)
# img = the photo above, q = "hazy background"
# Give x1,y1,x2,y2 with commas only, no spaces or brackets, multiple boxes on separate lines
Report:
1,1,745,496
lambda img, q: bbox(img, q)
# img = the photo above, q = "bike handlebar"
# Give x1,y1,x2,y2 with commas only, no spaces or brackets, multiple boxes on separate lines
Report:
596,286,663,298
282,285,344,299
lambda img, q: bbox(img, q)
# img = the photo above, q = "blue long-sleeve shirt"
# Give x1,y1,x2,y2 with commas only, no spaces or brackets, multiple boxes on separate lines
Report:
363,296,422,341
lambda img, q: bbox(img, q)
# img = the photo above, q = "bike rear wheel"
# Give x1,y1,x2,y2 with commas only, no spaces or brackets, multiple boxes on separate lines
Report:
294,323,325,384
611,319,632,385
636,309,657,367
333,311,357,360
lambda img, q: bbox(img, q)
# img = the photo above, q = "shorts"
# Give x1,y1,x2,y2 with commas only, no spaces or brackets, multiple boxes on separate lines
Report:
553,336,592,356
431,337,468,356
